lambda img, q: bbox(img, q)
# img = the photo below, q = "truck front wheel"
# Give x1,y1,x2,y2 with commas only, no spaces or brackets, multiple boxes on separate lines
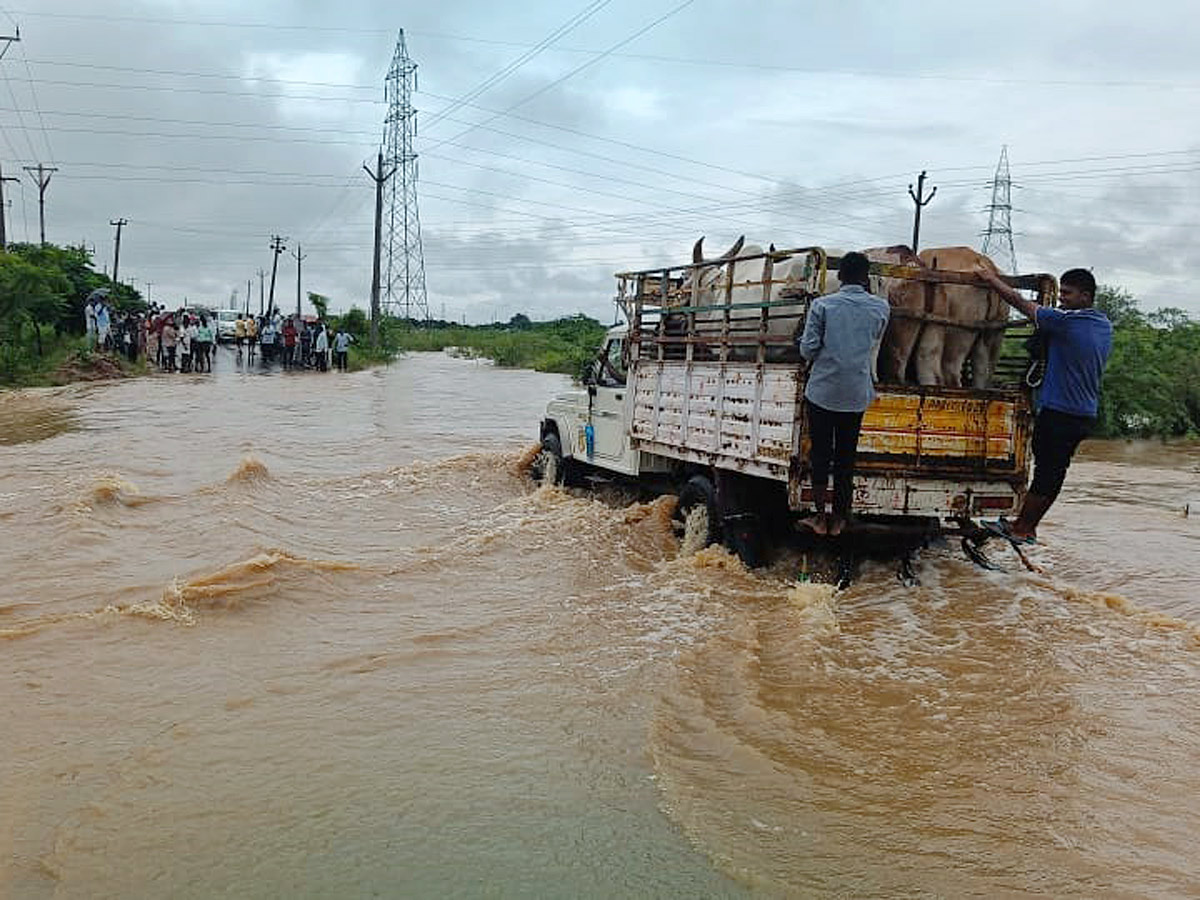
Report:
533,432,569,486
674,474,719,553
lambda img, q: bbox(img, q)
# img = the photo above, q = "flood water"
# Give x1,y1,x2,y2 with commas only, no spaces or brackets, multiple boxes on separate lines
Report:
2,349,1199,898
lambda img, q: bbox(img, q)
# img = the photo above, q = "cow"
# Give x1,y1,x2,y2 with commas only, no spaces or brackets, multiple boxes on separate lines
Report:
915,247,1009,388
682,236,823,360
680,240,1008,386
822,245,932,385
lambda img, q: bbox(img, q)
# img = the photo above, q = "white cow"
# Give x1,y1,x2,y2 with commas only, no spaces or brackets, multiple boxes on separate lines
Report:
680,236,822,360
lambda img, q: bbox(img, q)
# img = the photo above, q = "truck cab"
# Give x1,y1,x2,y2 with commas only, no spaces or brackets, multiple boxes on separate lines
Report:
539,328,671,480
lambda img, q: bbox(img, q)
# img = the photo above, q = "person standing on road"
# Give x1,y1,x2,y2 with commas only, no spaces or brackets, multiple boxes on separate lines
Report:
796,251,890,537
975,266,1112,544
195,315,213,372
161,316,178,372
260,319,275,364
314,323,329,372
246,315,258,363
84,295,98,347
333,328,353,371
283,318,298,370
234,314,246,358
95,300,111,352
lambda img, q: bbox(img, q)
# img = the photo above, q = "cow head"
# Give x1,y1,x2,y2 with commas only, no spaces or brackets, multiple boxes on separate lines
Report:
691,235,745,266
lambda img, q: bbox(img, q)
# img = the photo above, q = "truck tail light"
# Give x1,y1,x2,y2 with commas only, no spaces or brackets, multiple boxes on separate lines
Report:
973,495,1014,512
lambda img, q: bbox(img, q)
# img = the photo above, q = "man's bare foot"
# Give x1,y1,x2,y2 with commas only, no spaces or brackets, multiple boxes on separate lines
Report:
828,515,846,537
800,513,828,535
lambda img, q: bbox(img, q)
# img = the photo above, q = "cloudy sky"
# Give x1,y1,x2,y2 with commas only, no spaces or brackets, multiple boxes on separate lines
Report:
3,0,1200,322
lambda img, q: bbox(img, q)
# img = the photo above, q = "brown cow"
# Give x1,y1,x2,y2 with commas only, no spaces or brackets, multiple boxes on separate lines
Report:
825,245,932,385
916,247,1008,388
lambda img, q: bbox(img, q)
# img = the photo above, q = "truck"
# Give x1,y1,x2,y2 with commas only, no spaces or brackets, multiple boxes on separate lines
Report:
534,245,1056,577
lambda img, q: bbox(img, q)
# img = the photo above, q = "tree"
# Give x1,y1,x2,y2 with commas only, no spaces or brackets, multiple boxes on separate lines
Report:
1094,285,1141,328
308,292,330,320
0,251,69,378
507,312,532,330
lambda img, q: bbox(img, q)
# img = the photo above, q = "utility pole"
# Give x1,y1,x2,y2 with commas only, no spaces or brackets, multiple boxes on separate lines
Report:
257,268,266,316
109,218,128,283
23,163,58,245
0,164,18,250
144,281,153,305
907,170,937,253
266,235,286,318
364,150,394,348
290,244,307,317
246,279,252,315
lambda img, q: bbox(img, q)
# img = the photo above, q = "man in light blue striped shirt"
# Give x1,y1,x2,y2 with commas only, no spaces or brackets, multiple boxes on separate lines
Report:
797,251,890,536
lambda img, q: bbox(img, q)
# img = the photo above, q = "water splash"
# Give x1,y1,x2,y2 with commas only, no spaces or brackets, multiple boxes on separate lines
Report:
227,456,270,484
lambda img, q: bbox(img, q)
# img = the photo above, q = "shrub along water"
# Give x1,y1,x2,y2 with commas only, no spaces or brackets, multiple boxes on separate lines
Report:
0,243,143,386
330,309,607,379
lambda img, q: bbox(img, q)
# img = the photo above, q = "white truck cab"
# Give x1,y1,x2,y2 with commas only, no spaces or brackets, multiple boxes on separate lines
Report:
539,327,672,480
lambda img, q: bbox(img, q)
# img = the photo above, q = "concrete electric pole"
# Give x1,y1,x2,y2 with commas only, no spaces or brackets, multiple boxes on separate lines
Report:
110,218,128,283
0,164,18,250
907,170,937,253
290,244,307,317
23,163,58,245
266,235,286,318
364,150,394,348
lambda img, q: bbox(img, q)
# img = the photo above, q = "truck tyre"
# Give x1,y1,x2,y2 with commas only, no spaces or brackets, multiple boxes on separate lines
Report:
674,474,719,552
533,432,569,486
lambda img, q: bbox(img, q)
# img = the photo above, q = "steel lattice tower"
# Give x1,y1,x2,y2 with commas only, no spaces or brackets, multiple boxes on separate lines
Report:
382,30,429,321
981,145,1018,274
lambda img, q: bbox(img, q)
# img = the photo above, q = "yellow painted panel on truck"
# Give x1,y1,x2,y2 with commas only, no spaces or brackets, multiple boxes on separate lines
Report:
855,388,1030,478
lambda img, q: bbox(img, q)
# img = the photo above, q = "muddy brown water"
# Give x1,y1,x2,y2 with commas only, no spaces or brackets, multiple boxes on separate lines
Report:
2,350,1199,898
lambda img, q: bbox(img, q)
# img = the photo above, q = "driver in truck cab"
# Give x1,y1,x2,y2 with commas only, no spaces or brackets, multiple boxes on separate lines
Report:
796,251,891,537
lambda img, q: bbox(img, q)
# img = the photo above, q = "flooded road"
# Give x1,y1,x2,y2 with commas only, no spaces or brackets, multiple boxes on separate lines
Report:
2,350,1199,897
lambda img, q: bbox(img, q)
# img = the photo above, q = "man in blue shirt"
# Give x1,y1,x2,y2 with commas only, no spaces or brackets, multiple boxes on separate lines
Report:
975,266,1112,543
797,251,891,536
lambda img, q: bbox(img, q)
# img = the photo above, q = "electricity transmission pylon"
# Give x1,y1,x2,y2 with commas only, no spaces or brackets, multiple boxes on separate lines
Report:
382,30,429,322
981,145,1018,274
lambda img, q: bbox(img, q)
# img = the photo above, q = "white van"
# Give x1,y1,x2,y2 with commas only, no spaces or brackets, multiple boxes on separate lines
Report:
215,309,242,342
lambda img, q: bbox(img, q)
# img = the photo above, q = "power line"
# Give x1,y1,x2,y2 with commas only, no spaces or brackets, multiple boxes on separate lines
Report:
4,8,392,34
421,0,615,133
13,36,51,160
424,0,699,154
20,33,1200,91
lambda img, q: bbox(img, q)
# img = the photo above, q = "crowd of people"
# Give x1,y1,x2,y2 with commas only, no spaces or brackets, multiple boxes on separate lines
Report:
82,290,357,374
231,313,356,372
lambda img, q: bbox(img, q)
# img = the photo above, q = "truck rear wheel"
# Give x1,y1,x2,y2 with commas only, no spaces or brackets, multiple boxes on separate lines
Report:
533,432,568,486
674,474,719,553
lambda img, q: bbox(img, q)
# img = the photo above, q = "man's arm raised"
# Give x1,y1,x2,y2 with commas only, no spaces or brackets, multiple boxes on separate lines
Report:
974,265,1039,321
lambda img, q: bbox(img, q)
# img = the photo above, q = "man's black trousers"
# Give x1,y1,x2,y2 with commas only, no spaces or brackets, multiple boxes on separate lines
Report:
806,399,865,517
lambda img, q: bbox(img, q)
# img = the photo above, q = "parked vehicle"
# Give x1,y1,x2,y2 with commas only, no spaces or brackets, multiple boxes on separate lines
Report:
534,244,1056,575
215,309,242,342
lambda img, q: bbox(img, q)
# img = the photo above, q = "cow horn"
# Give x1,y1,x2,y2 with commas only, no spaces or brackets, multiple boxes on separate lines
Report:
692,236,707,264
719,235,745,260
